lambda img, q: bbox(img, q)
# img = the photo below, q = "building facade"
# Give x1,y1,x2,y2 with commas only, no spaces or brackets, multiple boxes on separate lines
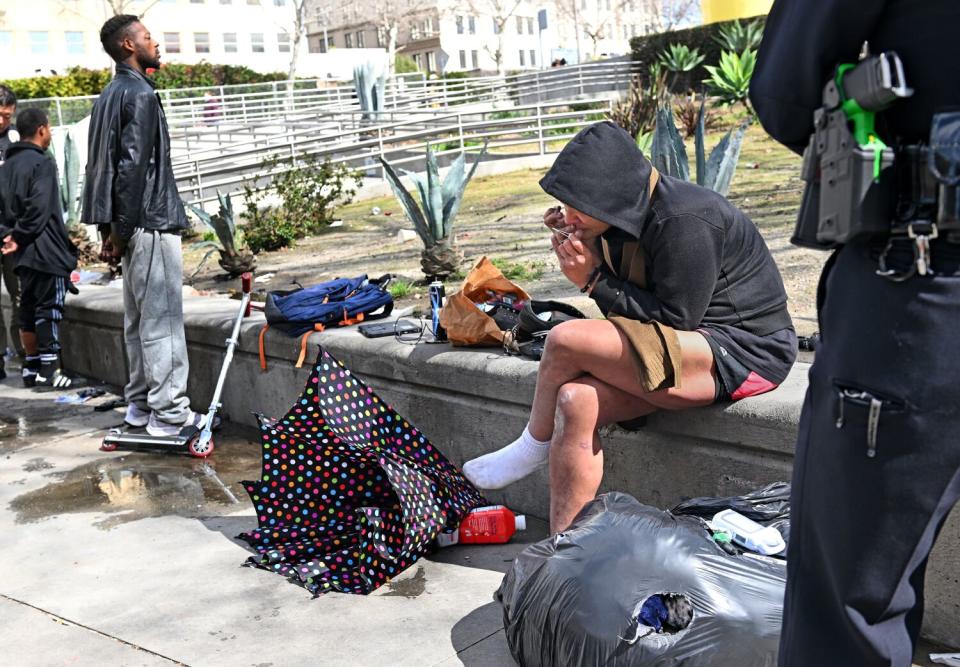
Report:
307,0,661,75
0,0,373,80
700,0,770,24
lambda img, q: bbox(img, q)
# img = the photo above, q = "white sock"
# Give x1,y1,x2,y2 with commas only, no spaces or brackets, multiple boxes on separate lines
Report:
463,425,550,490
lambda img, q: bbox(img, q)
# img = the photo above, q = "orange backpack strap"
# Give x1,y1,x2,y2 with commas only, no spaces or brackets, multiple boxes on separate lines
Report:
295,323,325,368
339,307,365,327
259,324,270,371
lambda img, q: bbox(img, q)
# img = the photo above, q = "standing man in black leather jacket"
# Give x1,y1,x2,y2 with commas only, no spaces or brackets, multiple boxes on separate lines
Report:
81,15,198,436
752,1,960,664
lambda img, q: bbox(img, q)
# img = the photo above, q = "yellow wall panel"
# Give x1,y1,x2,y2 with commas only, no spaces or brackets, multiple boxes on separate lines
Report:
701,0,772,24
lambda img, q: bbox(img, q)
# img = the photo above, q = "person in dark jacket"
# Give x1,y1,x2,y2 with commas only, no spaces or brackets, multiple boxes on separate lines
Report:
81,15,198,436
751,2,960,665
0,84,23,380
0,108,78,389
463,121,796,532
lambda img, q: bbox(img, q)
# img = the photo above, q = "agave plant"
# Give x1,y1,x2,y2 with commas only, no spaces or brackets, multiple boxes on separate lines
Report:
657,43,705,73
379,142,489,279
704,49,756,110
186,191,256,278
713,18,764,53
59,130,82,227
648,96,750,197
353,61,386,120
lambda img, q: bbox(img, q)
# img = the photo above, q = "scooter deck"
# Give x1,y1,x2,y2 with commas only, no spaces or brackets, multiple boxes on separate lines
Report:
102,425,200,452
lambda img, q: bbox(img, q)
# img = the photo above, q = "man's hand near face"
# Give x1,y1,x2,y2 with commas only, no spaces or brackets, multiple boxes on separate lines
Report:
551,230,601,290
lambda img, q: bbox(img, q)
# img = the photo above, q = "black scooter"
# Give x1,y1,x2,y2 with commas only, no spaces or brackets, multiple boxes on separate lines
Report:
101,272,253,458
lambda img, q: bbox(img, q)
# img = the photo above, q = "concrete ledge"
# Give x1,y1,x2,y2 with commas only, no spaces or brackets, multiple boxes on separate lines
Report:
19,285,959,647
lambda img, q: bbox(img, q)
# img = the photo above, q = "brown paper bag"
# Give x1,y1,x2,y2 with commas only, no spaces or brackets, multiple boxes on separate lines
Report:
439,256,531,346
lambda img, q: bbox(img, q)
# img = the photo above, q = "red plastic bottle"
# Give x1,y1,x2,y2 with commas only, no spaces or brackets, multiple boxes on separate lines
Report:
457,505,527,544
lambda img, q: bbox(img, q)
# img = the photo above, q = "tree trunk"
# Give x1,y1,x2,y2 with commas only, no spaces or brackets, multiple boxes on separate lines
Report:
387,24,399,76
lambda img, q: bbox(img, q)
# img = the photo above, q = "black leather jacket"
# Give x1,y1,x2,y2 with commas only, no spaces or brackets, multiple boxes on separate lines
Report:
80,63,188,239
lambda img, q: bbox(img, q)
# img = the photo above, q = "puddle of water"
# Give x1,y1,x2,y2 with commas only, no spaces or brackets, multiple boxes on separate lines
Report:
0,415,69,453
382,566,427,598
10,432,263,529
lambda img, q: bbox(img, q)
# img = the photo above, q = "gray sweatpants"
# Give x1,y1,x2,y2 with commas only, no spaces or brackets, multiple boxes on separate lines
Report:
122,228,190,424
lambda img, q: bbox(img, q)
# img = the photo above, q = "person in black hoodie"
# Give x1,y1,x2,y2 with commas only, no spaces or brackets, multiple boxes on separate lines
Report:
463,121,796,532
0,108,78,389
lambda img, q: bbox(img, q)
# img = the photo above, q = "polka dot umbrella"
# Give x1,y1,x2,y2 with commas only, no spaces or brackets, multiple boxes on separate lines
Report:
239,348,487,595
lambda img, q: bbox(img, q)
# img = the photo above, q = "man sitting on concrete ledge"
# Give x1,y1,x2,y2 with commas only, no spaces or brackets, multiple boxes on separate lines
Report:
463,121,797,532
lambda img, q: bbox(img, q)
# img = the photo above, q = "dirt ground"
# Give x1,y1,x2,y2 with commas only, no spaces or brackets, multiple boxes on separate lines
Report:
178,121,824,336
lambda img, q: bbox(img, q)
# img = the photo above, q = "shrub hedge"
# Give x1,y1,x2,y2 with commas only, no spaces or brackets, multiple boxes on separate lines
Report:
629,16,767,89
4,62,289,100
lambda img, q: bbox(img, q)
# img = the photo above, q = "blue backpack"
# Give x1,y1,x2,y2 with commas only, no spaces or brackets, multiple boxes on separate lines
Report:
260,274,393,368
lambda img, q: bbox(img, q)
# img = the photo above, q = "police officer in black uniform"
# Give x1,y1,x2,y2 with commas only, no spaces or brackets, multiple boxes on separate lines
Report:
752,1,960,665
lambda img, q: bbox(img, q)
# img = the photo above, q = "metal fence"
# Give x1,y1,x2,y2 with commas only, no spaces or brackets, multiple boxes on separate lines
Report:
173,97,614,206
21,60,638,129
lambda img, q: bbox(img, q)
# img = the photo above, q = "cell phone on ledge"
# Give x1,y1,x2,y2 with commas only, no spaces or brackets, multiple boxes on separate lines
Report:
358,321,421,338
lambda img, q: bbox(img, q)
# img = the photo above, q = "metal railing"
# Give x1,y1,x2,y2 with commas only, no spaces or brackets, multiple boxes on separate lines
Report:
22,60,638,129
173,97,614,206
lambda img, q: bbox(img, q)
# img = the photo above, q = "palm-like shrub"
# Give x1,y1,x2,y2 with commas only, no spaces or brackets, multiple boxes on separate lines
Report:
187,191,256,276
658,43,705,73
704,49,756,110
379,143,488,279
650,97,749,197
713,18,764,53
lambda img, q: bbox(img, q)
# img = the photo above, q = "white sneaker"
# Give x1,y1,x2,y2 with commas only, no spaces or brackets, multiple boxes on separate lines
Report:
124,403,150,428
146,410,203,437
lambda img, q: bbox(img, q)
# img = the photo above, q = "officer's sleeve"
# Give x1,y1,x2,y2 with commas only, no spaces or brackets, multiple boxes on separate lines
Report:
750,0,888,154
113,90,159,240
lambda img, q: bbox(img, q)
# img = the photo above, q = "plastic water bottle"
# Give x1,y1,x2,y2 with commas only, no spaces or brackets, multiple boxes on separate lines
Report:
437,505,527,547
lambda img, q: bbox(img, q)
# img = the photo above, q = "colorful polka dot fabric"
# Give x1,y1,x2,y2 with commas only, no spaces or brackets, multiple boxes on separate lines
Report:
238,348,487,595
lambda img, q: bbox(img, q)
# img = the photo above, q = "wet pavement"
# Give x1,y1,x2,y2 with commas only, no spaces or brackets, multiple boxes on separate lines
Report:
1,367,953,666
0,365,535,666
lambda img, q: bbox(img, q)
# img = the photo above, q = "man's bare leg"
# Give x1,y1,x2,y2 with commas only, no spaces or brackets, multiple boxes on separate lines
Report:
547,324,718,532
464,319,717,491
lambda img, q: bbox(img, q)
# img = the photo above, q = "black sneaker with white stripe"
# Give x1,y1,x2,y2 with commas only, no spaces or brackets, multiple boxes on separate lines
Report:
34,356,73,390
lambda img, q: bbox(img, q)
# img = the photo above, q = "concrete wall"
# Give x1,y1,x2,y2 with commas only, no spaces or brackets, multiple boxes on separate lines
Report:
9,285,957,647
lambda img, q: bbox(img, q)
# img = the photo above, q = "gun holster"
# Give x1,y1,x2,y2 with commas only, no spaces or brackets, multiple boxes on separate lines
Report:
793,107,897,249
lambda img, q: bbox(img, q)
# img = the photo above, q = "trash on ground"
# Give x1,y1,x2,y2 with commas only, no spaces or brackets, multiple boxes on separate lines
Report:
396,229,418,244
436,505,526,547
498,491,787,665
931,654,960,666
254,272,275,283
238,348,486,595
55,387,106,404
329,219,344,227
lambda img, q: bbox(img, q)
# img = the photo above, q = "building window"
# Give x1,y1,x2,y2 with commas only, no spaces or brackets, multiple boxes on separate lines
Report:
356,31,364,47
527,17,534,34
278,33,290,52
65,31,85,55
413,53,422,70
410,24,420,39
247,0,260,5
251,32,264,52
29,31,49,54
194,32,210,53
220,0,231,4
344,32,353,48
471,49,478,68
459,50,466,68
519,50,525,66
630,24,637,37
516,16,523,34
190,0,204,4
529,49,536,66
0,32,12,53
376,27,385,47
426,51,436,72
273,0,286,5
223,33,237,52
456,15,463,34
468,15,476,34
164,32,181,54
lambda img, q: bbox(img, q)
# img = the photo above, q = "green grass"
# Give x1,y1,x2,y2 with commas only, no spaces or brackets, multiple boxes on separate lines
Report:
490,257,546,282
388,279,413,299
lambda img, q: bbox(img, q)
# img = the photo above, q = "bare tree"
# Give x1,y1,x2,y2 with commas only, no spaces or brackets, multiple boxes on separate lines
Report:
282,0,309,81
645,0,699,33
313,0,435,76
463,0,522,75
102,0,162,16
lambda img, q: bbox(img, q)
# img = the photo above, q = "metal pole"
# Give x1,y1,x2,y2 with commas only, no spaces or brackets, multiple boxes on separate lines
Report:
55,99,64,127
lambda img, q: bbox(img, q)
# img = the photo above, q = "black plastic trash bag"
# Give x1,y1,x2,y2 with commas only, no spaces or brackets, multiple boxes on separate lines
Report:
496,492,786,666
672,481,791,547
238,348,487,595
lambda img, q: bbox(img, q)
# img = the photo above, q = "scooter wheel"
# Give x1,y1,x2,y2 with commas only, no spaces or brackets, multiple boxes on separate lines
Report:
100,442,117,452
188,436,215,458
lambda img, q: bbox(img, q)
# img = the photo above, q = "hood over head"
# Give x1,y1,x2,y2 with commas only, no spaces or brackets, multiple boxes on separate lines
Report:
539,121,654,238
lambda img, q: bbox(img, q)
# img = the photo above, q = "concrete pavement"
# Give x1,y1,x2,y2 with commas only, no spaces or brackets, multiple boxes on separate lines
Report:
0,372,538,666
